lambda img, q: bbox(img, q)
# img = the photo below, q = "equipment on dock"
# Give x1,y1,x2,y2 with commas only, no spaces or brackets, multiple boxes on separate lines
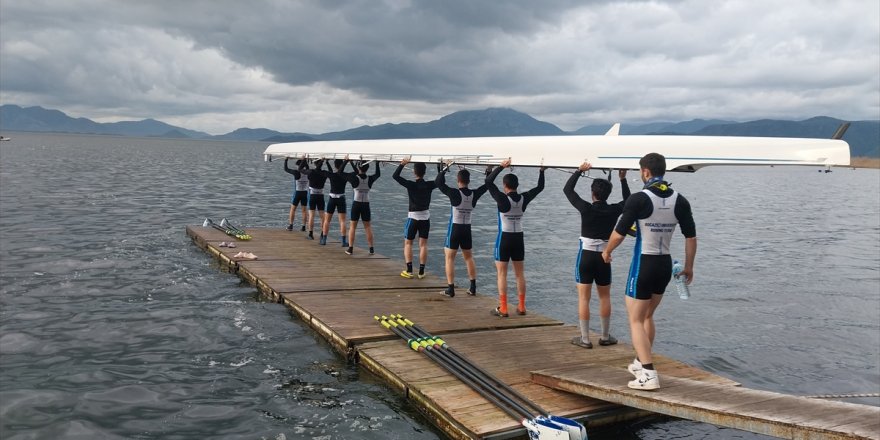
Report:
376,314,587,440
202,218,252,240
263,130,850,171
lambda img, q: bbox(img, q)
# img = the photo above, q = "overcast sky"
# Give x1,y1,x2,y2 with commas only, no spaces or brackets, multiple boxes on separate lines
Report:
1,0,878,135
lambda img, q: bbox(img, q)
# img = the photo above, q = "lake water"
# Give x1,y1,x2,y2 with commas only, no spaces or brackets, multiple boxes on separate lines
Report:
1,132,878,440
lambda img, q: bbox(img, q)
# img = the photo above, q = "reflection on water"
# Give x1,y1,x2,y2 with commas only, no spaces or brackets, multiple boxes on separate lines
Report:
1,133,878,439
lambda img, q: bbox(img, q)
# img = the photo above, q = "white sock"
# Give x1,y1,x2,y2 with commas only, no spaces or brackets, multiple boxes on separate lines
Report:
578,319,590,343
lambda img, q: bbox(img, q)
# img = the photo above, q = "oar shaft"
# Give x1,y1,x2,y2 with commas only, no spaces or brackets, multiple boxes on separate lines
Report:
377,319,528,421
400,317,549,416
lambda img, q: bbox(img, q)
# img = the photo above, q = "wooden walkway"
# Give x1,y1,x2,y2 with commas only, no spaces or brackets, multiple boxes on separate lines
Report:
187,225,879,440
532,365,880,440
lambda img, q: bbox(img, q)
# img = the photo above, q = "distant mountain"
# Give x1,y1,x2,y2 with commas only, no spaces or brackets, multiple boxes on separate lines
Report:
2,104,877,157
0,105,210,138
693,117,879,157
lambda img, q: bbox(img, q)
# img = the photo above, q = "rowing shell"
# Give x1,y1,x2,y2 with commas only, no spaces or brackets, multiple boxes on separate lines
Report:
263,135,850,171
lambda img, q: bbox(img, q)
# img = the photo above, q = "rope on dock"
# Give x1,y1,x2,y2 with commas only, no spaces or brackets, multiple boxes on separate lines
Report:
805,392,880,399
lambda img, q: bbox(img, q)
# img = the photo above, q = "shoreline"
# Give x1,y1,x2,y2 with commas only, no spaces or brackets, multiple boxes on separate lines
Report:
847,157,880,169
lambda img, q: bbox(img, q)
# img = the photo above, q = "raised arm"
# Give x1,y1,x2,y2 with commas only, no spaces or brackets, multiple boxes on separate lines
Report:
619,169,631,201
564,162,590,211
485,163,505,202
369,162,381,185
521,168,545,207
283,158,300,178
435,166,453,196
392,161,410,187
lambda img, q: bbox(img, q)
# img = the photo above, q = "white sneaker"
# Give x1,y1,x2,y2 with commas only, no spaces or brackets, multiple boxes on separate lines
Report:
628,369,660,390
627,359,643,378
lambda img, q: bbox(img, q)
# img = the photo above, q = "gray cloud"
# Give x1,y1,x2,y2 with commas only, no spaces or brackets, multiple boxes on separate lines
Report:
1,0,877,134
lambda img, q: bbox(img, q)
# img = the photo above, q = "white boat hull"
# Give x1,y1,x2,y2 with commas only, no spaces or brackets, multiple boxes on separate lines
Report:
263,135,850,171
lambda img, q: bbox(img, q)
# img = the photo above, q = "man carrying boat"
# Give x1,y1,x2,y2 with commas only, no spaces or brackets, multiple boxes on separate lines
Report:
298,158,329,243
283,158,309,231
602,152,696,390
393,158,438,279
485,159,545,317
564,162,630,349
324,158,354,247
435,163,489,297
345,160,381,255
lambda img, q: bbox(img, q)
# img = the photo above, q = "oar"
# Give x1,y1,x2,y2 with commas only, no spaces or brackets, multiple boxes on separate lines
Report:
373,316,531,423
376,316,585,440
392,314,588,440
392,314,548,416
203,218,251,240
218,218,252,240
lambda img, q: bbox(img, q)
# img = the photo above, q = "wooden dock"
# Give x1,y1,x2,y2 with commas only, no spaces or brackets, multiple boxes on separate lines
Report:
187,225,879,440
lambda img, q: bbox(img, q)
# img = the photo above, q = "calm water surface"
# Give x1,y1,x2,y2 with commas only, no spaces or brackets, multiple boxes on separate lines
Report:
1,133,878,439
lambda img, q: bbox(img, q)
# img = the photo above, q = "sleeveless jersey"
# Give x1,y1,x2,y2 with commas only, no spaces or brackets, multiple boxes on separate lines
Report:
353,175,371,203
451,189,475,225
636,189,679,255
294,174,309,192
498,195,524,233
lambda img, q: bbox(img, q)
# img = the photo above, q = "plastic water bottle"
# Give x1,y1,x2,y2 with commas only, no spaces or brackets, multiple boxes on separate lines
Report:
672,260,690,299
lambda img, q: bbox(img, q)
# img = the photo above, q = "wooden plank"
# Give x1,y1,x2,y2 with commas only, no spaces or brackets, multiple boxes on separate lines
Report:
532,364,880,440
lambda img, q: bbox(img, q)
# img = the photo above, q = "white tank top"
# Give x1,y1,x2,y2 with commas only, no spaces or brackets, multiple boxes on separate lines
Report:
637,189,679,255
451,189,475,224
498,195,524,233
353,175,370,203
294,174,309,192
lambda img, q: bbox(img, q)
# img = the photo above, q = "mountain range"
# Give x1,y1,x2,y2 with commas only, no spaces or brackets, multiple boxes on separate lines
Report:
1,104,877,157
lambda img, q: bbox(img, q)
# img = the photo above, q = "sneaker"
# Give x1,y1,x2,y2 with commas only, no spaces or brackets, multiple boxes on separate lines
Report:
286,224,293,231
345,247,353,255
301,225,306,232
369,247,374,255
490,307,508,318
598,335,618,346
308,231,314,240
440,288,455,298
570,336,593,349
628,370,660,390
319,235,327,245
467,289,476,296
417,272,426,279
400,271,415,279
627,359,643,378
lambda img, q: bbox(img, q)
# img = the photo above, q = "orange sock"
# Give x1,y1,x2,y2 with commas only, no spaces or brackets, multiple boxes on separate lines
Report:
498,294,508,315
517,294,526,313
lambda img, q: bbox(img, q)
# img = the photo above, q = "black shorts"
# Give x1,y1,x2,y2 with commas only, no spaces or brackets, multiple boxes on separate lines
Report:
404,218,430,240
625,254,673,300
326,196,346,215
308,193,325,211
575,249,611,286
291,190,308,206
350,201,371,222
445,223,472,250
494,232,524,262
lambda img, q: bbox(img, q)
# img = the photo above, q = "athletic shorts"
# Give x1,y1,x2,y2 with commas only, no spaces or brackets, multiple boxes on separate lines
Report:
404,218,430,240
291,190,308,206
308,193,325,211
350,201,371,222
445,223,472,250
575,249,611,286
326,196,346,215
626,254,673,300
495,231,524,262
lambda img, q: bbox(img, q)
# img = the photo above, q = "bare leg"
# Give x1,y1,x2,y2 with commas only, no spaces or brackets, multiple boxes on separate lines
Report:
495,261,509,313
512,260,526,312
462,249,476,280
288,205,296,225
625,294,664,366
364,222,374,247
348,220,357,248
418,237,428,266
403,239,413,267
320,210,329,236
444,248,456,285
337,213,347,238
308,209,316,232
577,283,592,321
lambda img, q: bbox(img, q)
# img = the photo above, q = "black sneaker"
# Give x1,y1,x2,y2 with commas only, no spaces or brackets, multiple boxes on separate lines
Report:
369,247,374,255
308,231,314,239
301,225,306,232
286,224,293,231
345,247,353,255
441,287,455,298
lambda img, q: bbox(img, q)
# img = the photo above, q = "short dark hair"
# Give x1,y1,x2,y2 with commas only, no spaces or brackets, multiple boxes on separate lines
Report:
359,162,369,173
639,153,666,177
334,159,344,169
502,173,518,190
591,179,613,201
457,169,470,184
295,159,304,166
413,162,426,177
